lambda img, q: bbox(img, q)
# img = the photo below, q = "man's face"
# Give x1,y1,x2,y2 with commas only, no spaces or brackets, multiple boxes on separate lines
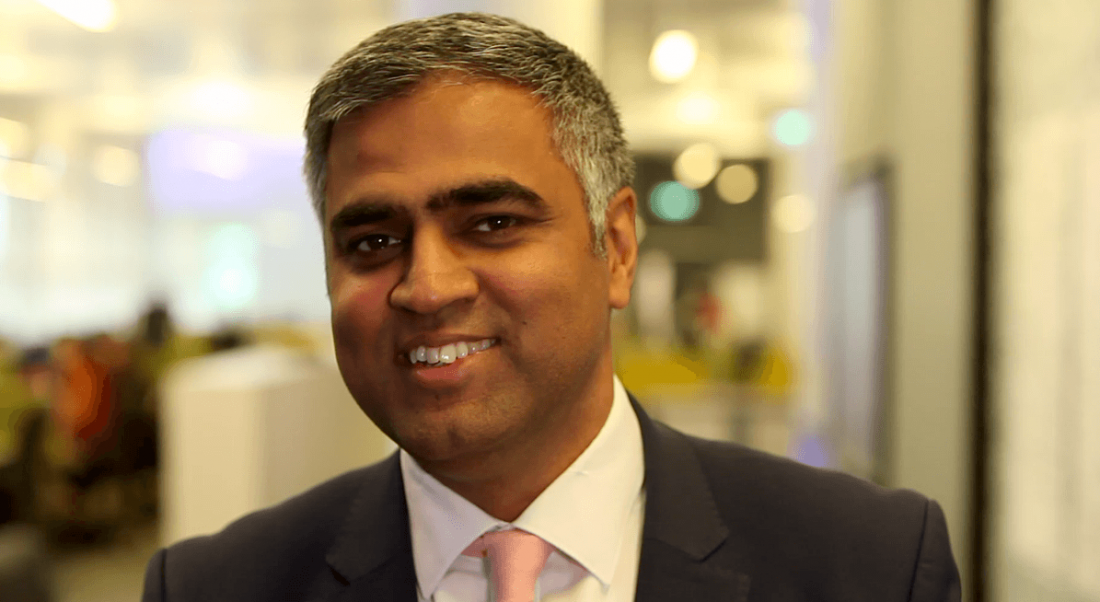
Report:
324,79,636,466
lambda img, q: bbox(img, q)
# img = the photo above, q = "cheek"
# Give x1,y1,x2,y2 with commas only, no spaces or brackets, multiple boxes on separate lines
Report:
330,276,395,352
482,250,609,336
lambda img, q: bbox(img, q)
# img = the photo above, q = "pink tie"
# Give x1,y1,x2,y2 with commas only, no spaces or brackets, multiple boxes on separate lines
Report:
462,529,554,602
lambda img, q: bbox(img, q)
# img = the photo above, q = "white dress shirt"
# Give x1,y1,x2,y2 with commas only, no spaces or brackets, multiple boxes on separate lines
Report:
400,376,646,602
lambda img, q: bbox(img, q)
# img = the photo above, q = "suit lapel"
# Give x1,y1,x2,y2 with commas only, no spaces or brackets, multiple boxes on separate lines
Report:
321,454,418,602
631,398,751,602
315,400,750,602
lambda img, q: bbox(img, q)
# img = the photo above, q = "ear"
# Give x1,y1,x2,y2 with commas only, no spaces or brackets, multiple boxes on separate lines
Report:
604,186,639,310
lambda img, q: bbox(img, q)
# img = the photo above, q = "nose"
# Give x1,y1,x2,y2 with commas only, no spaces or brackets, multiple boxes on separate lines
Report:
389,227,478,315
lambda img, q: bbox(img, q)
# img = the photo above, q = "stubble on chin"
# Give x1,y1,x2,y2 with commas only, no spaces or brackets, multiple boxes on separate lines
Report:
391,394,537,476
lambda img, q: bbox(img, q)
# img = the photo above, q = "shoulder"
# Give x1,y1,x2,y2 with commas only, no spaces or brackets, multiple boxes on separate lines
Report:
685,428,929,525
147,457,397,600
663,426,959,599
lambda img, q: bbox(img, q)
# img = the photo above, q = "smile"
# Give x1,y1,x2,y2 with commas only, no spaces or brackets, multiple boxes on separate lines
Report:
407,338,496,366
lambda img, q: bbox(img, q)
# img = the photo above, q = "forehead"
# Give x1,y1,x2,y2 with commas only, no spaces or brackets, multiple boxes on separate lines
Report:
325,79,564,197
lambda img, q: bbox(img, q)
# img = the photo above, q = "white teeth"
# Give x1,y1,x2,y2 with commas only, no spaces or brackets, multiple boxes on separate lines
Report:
408,338,494,366
440,344,456,364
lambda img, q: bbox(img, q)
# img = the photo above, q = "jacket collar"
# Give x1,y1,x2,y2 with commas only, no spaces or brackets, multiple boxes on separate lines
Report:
323,455,418,602
321,396,750,602
631,395,751,602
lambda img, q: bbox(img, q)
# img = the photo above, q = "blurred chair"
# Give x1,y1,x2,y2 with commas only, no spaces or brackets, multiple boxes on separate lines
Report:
0,408,49,525
0,524,53,602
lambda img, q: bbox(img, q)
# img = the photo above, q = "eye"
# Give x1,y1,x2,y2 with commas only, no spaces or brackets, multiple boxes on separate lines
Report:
354,234,403,253
473,215,518,233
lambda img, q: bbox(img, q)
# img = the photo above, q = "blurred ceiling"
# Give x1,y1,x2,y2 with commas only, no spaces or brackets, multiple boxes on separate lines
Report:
0,0,811,148
0,0,390,136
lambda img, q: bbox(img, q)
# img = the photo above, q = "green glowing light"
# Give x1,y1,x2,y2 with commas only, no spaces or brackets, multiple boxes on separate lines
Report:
649,181,700,222
773,109,813,147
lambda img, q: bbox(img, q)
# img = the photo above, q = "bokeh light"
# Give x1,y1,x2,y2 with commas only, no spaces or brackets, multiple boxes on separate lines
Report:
772,109,813,147
673,142,720,189
649,181,701,222
649,30,698,83
716,164,759,204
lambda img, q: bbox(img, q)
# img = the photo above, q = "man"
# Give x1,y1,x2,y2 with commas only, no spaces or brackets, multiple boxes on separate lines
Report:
143,13,960,602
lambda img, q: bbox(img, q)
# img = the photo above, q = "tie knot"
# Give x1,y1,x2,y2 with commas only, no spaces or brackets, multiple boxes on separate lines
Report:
462,529,554,602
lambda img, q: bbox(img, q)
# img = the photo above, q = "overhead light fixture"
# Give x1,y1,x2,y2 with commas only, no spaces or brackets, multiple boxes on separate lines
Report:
36,0,118,32
673,143,720,189
649,30,698,83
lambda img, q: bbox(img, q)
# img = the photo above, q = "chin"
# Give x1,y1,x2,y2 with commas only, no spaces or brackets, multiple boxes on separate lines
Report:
390,403,523,465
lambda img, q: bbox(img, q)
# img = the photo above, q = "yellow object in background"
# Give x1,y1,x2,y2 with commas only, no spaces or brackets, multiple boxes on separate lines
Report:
757,346,795,399
615,343,711,396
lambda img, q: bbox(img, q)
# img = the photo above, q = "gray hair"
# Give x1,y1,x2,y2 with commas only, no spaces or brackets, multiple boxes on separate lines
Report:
303,12,634,255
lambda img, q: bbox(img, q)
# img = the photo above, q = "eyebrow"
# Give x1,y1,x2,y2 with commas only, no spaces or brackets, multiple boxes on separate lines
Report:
426,179,545,212
328,178,547,234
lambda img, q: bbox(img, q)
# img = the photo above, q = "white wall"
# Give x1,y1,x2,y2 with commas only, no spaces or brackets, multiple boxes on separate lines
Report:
833,0,975,593
993,1,1100,600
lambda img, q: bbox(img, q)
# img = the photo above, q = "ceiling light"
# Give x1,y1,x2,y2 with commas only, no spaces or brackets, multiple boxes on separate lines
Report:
649,30,698,83
36,0,117,32
673,143,720,189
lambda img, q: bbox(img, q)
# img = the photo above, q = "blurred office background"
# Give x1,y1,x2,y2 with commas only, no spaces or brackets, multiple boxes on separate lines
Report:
0,0,1095,600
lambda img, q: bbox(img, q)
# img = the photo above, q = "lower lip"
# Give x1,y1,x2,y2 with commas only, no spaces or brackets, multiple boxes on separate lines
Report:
407,345,493,387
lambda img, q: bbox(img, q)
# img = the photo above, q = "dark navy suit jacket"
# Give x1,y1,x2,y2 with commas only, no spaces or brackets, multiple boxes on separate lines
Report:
142,399,961,601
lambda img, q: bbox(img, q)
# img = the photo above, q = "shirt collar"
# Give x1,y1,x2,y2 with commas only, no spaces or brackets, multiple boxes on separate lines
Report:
400,376,645,596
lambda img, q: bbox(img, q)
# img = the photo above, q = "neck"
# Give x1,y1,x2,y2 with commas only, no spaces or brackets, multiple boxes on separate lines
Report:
418,365,616,522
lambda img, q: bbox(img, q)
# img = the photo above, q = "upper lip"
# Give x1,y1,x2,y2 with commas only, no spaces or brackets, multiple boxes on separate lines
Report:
398,333,496,353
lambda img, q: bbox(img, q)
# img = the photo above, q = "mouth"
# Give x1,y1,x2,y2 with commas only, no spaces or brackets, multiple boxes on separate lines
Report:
405,338,498,368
